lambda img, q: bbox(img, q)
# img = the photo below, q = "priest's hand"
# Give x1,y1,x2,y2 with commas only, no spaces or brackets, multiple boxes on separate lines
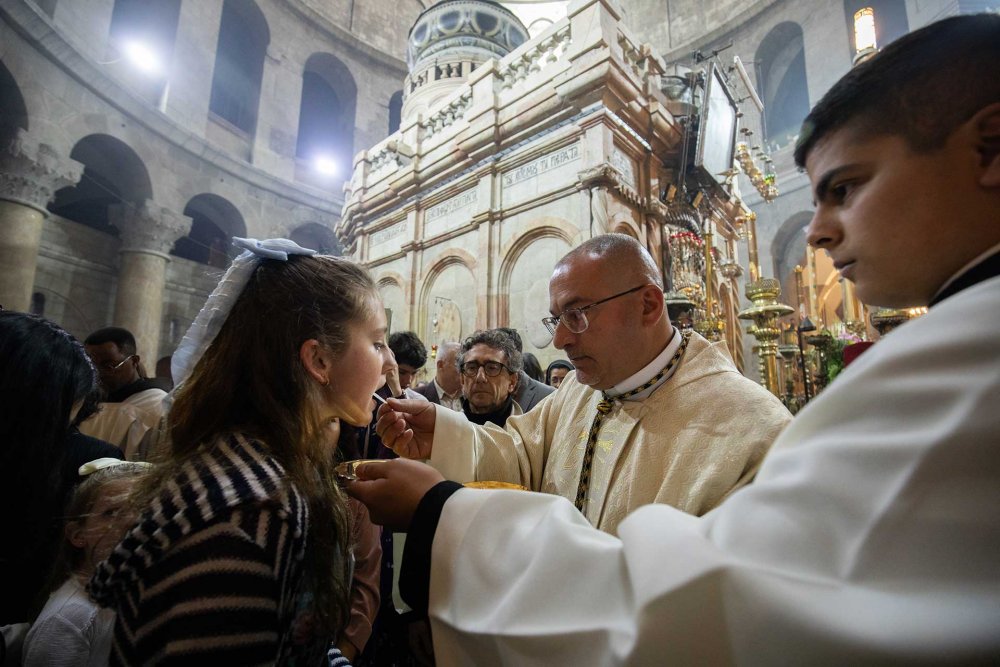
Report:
346,458,444,531
375,399,436,459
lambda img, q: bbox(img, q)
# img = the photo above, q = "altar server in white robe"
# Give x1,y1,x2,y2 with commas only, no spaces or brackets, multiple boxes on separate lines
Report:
374,233,791,535
350,13,1000,665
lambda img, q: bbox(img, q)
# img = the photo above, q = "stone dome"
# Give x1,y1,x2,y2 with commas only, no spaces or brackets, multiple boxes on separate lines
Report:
407,0,530,70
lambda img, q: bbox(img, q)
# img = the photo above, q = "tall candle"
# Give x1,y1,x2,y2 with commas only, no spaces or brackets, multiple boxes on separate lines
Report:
745,212,760,283
703,219,715,316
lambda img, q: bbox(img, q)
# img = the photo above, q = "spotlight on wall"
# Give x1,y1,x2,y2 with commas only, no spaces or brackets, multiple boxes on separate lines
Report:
313,156,339,176
121,40,163,75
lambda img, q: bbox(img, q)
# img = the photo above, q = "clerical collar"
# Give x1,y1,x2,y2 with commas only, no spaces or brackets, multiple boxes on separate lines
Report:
605,328,682,401
929,242,1000,307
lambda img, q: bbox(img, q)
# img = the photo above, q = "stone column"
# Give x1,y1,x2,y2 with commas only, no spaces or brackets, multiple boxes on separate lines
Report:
0,134,81,311
109,200,189,364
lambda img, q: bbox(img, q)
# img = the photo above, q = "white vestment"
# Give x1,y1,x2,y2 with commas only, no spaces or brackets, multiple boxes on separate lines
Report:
425,275,1000,665
79,387,166,459
430,333,791,534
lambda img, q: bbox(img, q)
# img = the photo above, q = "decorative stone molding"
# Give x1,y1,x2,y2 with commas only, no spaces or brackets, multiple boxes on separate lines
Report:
110,200,190,255
421,90,473,137
577,163,642,207
0,131,82,212
500,25,571,90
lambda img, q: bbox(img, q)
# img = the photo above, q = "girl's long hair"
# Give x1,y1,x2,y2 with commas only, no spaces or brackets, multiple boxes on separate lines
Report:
0,312,96,551
136,254,375,637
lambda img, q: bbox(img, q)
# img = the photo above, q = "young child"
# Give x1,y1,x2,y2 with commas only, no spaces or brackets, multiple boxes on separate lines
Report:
23,460,148,667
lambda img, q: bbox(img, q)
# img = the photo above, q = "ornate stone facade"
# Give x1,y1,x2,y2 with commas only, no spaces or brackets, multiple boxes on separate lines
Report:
340,0,749,368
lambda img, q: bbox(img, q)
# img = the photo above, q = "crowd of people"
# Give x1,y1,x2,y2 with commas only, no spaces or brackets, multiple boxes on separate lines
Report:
1,14,998,666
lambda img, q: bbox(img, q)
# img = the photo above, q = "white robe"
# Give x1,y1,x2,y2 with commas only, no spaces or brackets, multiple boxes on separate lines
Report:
79,387,166,459
425,275,1000,665
430,333,791,534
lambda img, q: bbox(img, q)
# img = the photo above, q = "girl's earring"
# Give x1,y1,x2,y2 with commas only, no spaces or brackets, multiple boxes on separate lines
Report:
321,376,331,387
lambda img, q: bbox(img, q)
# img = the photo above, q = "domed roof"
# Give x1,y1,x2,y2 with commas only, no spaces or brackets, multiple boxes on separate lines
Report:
407,0,530,70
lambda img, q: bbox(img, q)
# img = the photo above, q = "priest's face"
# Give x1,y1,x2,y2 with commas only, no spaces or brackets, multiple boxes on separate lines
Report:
548,255,647,390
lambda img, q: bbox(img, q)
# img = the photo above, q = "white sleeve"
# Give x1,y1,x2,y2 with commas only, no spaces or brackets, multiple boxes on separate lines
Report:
424,283,1000,665
23,613,91,667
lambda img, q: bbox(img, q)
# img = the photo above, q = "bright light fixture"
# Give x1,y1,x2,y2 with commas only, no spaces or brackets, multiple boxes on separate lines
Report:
122,40,162,75
853,8,877,53
314,156,339,176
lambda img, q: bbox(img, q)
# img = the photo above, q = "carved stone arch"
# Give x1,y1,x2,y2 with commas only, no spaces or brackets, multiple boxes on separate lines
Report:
210,0,270,136
374,272,407,332
48,133,153,236
613,221,639,240
497,222,576,353
419,250,477,345
171,193,246,266
755,22,809,148
771,210,813,301
298,53,358,170
0,58,28,147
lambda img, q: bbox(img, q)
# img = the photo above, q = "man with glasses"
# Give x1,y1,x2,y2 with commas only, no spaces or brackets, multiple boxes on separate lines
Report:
372,233,790,533
79,327,166,459
457,330,523,427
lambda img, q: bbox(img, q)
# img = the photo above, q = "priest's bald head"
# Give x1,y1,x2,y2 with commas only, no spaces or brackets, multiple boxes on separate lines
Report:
547,234,672,390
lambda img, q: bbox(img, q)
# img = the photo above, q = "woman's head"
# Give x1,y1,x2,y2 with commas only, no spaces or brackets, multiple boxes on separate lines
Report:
64,462,149,577
170,254,384,451
0,312,96,508
545,359,575,388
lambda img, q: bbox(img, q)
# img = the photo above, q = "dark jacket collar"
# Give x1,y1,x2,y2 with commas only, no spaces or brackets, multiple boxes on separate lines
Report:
462,395,515,427
929,248,1000,307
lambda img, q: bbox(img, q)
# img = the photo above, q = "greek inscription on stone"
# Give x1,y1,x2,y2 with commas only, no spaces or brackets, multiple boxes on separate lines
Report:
371,222,405,246
610,147,637,189
502,144,580,187
425,189,478,223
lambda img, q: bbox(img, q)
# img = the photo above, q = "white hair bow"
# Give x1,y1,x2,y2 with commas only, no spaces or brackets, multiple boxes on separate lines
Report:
169,237,317,400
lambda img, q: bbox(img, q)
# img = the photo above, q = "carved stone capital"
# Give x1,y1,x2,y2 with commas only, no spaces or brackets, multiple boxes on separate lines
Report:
110,199,190,255
0,131,82,211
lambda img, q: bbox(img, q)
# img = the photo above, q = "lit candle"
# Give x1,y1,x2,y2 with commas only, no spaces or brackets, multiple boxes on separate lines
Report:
745,212,760,283
794,265,807,318
703,219,715,316
841,277,860,322
806,245,821,327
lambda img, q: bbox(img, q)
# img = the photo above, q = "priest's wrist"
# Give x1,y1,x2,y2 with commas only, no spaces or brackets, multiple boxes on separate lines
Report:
400,480,464,613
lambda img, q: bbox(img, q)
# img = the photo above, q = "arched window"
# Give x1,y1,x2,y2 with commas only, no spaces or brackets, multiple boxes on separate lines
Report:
296,53,357,175
48,134,153,236
108,0,180,75
388,90,404,135
209,0,269,136
0,59,28,147
289,223,342,256
172,194,246,267
755,22,810,149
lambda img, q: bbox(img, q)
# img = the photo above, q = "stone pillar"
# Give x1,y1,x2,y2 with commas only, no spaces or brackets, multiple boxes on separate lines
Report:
0,134,81,311
109,200,189,364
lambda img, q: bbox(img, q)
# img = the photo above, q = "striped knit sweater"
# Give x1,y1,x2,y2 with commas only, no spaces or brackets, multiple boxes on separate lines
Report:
90,434,332,666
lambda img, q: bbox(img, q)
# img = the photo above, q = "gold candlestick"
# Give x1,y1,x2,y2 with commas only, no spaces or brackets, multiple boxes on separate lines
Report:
739,278,794,397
